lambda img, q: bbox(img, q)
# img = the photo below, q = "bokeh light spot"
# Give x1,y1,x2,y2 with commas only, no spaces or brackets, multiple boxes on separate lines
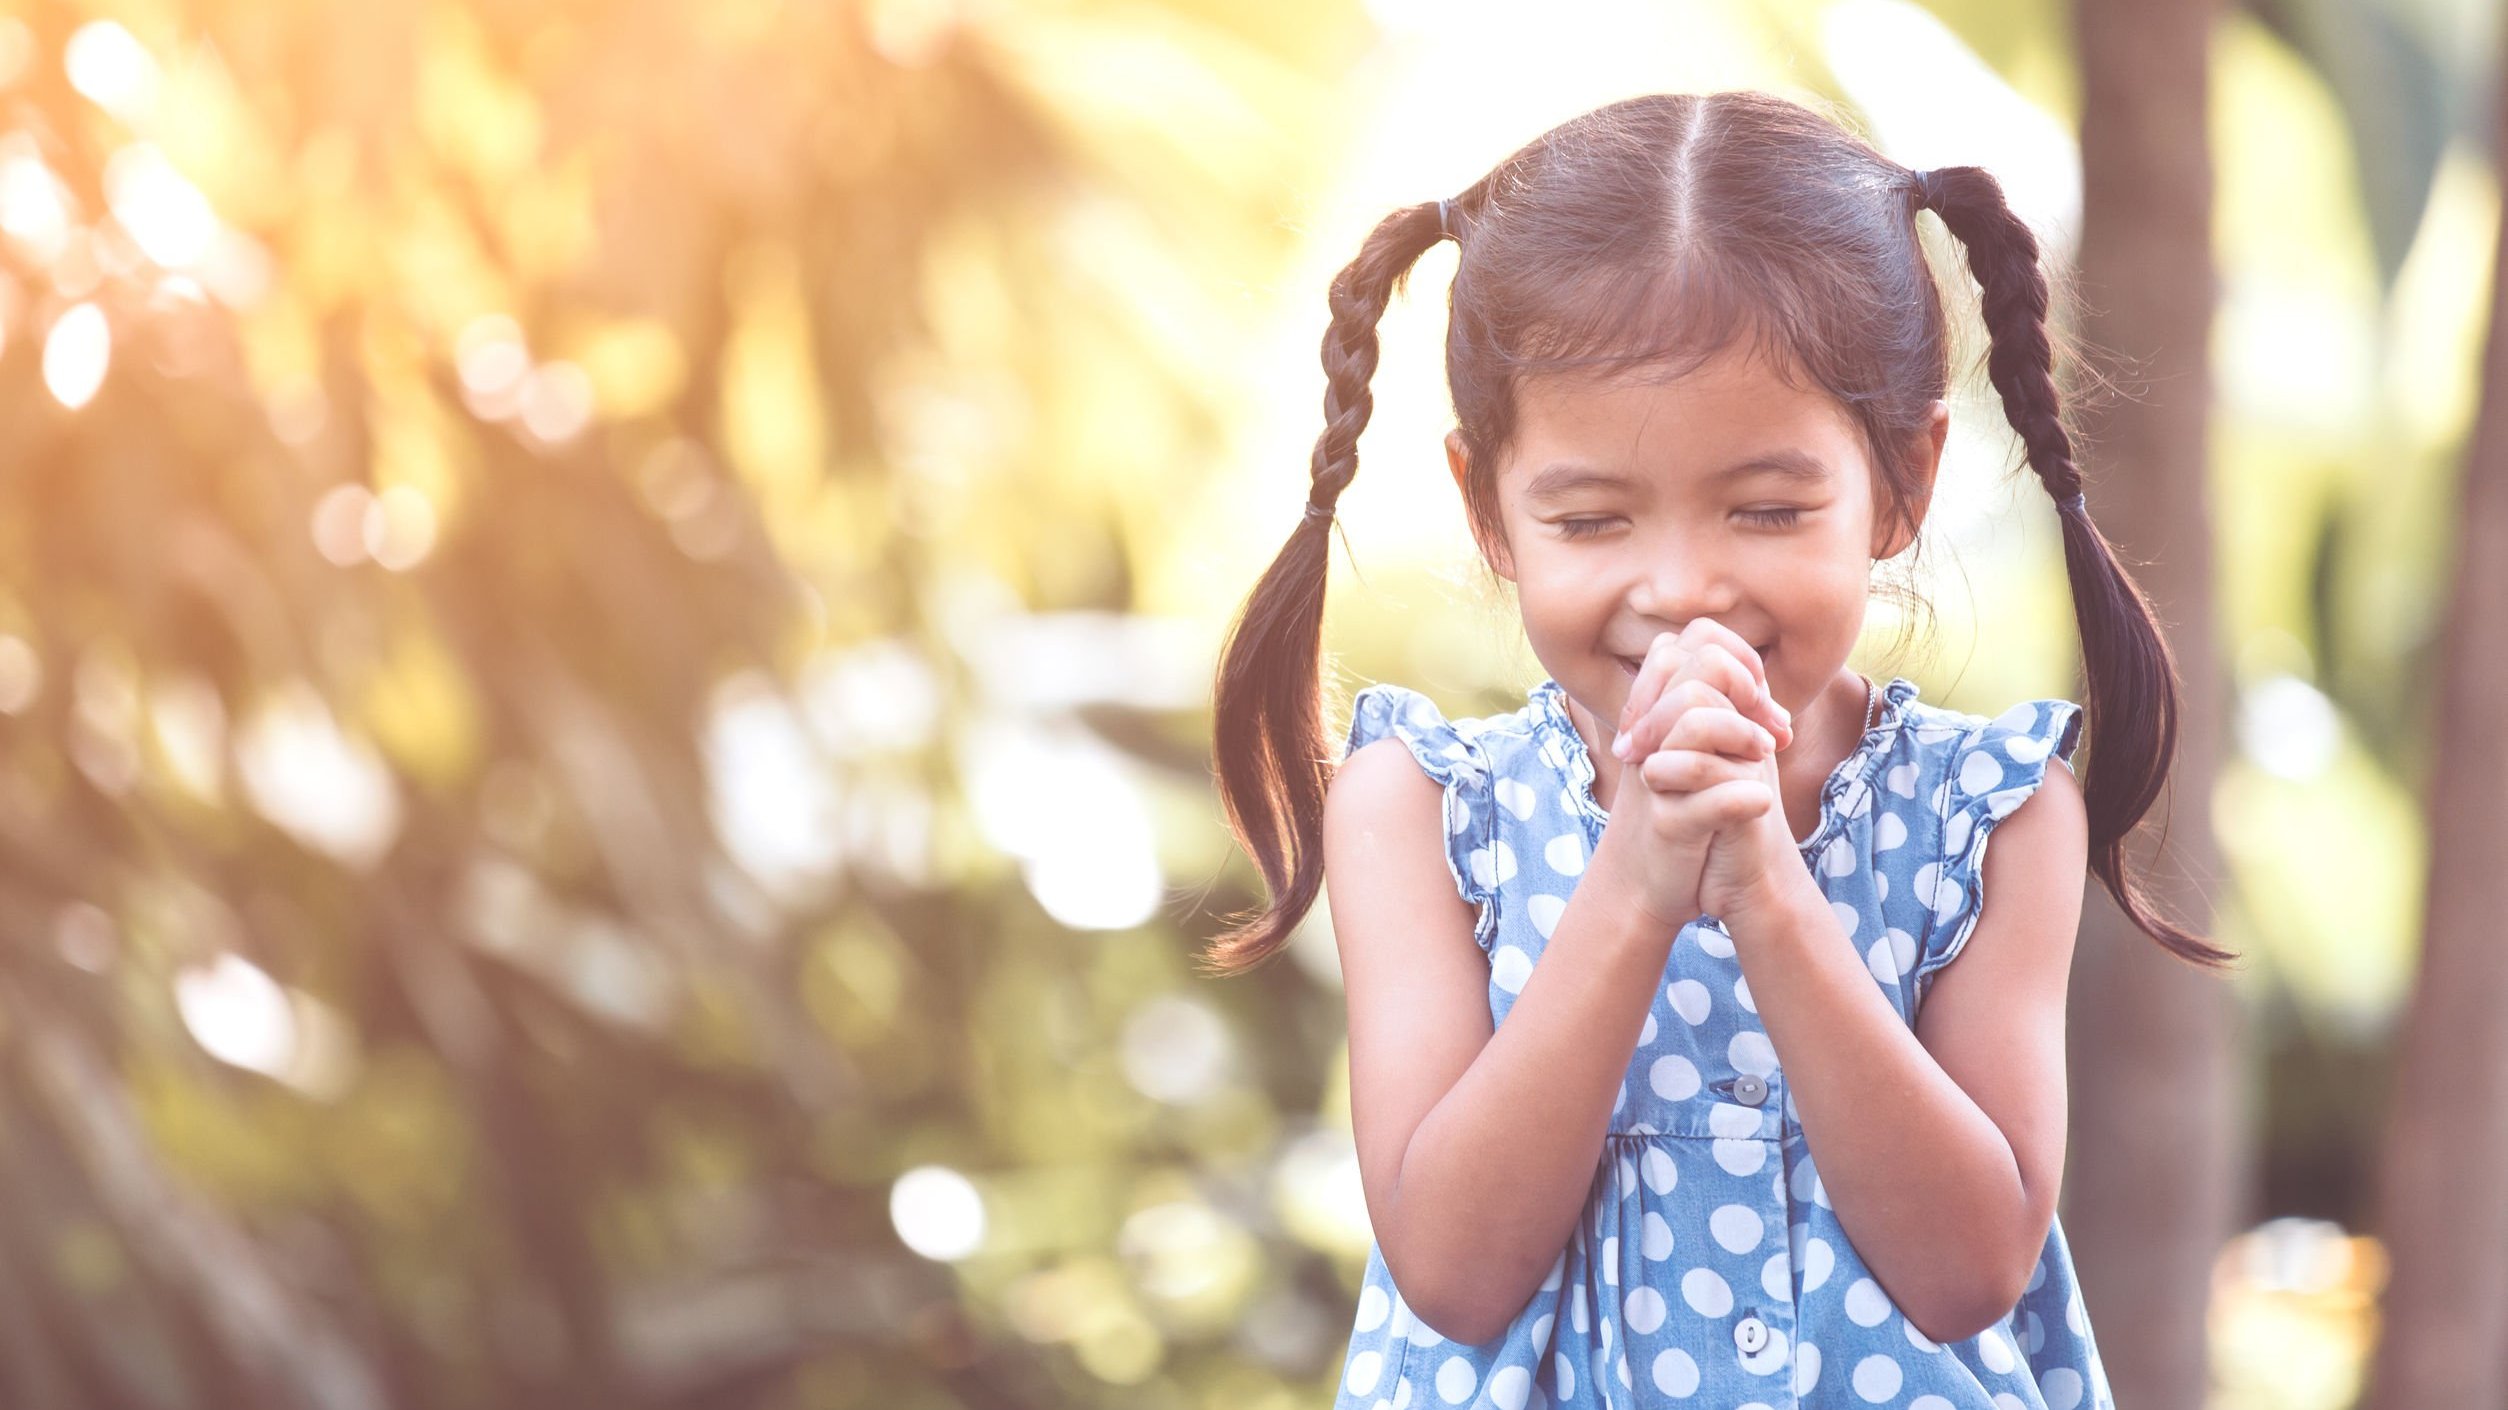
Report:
0,148,72,264
364,485,439,571
43,302,110,408
175,953,298,1078
890,1165,985,1261
64,21,159,124
1120,995,1232,1105
0,634,39,714
311,484,375,566
103,144,217,267
235,681,403,869
519,360,595,444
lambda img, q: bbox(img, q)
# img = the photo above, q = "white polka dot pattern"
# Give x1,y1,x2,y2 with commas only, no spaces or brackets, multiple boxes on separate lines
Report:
1680,1266,1733,1317
1854,1354,1904,1401
1328,681,2105,1409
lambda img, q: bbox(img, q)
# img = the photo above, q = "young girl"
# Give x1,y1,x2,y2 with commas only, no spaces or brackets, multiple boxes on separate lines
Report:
1206,91,2236,1409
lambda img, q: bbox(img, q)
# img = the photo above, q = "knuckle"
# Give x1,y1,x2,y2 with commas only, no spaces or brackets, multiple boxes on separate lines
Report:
1669,679,1719,709
1673,714,1733,753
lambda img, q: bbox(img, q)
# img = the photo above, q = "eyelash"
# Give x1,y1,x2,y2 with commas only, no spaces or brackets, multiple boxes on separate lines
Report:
1555,508,1802,539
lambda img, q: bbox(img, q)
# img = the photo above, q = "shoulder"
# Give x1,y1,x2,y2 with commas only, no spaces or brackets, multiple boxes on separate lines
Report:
1882,696,2084,819
1343,681,1543,776
1324,726,1496,1108
1328,733,1449,823
1330,679,1540,949
1891,693,2089,994
1910,727,2085,1050
1976,745,2087,886
1338,681,1554,818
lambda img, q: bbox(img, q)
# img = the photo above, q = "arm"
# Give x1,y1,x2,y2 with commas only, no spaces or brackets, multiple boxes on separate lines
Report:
1325,738,1674,1344
1719,757,2088,1342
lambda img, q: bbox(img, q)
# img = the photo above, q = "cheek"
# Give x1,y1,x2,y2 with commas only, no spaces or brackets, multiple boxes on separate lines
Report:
1781,525,1876,590
1762,548,1873,635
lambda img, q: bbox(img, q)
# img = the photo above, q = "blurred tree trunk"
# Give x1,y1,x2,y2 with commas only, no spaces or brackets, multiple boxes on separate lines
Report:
2360,30,2508,1410
2061,0,2245,1407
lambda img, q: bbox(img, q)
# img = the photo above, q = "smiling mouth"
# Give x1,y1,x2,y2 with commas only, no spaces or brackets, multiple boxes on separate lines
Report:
1616,645,1775,677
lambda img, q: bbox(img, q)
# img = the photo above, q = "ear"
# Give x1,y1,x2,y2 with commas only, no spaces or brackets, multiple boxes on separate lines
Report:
1446,428,1515,581
1872,401,1949,561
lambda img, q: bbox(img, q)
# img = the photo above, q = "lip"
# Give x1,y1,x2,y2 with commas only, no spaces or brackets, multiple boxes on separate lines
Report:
1615,644,1775,677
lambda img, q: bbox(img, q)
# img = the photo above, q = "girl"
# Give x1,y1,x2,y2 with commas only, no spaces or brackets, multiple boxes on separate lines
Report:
1206,92,2232,1410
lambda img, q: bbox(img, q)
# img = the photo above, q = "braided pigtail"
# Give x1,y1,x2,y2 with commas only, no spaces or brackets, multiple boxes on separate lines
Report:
1913,165,2234,968
1202,200,1454,975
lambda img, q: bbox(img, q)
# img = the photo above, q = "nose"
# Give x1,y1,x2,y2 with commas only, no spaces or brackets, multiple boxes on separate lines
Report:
1626,537,1741,623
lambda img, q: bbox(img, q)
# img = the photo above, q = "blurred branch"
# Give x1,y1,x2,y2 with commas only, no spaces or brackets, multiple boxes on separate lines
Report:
9,977,387,1410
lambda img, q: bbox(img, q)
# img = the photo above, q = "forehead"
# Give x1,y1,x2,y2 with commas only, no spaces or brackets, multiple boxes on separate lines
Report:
1500,346,1863,496
1518,447,1832,504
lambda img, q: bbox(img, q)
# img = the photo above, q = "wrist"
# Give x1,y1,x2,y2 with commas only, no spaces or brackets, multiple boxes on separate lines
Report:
1588,827,1704,941
1718,858,1823,938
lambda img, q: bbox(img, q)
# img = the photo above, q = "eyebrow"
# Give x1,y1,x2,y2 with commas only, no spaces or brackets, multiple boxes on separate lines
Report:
1520,449,1833,503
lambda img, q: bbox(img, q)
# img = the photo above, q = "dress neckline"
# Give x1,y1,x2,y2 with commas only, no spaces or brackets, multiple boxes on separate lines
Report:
1528,674,1923,860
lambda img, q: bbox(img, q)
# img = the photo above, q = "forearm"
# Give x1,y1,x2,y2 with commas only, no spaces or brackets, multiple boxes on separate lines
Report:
1383,838,1670,1343
1722,870,2039,1340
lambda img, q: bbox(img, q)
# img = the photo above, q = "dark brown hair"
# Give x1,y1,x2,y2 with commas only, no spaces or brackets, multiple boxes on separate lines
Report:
1204,91,2231,974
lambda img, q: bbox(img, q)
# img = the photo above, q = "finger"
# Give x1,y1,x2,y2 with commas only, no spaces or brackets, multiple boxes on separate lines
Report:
1621,678,1782,765
1619,630,1689,737
1637,746,1766,795
1615,677,1733,763
1679,639,1791,748
1640,775,1774,847
1676,645,1762,725
1679,778,1777,831
1676,618,1766,697
1657,703,1776,761
1675,620,1791,744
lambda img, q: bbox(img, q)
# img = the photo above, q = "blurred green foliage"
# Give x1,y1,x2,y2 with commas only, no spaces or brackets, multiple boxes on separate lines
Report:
0,0,1365,1404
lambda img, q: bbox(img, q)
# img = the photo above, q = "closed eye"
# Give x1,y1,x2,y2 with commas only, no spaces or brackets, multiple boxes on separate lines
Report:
1554,508,1803,538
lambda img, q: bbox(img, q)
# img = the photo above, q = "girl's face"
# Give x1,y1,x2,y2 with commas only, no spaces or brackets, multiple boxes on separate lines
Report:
1453,344,1943,734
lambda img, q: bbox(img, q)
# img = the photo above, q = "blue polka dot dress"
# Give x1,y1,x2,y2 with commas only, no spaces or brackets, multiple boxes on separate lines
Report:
1328,675,2113,1410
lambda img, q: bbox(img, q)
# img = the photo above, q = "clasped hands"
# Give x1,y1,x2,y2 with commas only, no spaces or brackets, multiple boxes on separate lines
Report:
1602,619,1812,933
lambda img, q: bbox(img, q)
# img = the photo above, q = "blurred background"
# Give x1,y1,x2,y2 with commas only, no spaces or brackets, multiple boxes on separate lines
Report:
0,0,2495,1406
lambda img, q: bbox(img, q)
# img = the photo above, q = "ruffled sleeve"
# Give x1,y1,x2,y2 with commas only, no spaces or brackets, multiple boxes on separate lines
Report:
1909,698,2086,996
1340,684,1500,951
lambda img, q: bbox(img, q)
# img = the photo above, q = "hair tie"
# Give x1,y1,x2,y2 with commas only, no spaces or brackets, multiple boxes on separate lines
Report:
1436,199,1455,241
1303,499,1334,522
2060,491,2087,514
1911,168,1939,212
